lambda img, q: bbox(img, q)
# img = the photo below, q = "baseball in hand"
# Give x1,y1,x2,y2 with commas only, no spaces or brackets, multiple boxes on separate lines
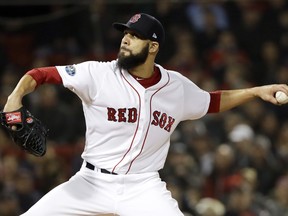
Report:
275,91,288,104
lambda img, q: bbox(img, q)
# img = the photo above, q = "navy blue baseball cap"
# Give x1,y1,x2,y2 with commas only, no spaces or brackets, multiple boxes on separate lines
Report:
113,13,165,46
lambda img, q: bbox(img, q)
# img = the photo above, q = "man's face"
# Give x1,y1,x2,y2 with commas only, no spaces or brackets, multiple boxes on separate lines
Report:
117,30,150,71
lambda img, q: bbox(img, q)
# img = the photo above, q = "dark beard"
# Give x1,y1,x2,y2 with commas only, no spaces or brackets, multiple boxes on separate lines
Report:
117,44,149,71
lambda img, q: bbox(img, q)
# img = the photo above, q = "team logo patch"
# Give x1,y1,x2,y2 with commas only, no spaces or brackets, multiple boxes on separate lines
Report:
129,14,141,23
65,65,76,76
5,112,22,124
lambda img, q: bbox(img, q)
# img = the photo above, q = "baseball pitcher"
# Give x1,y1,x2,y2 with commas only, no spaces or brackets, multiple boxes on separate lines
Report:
1,13,288,216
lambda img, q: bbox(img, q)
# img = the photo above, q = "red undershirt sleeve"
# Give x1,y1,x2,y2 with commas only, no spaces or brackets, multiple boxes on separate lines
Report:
207,91,222,113
26,66,62,88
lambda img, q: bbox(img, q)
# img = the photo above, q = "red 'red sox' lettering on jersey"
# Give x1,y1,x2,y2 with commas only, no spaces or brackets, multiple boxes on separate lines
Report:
107,107,137,123
107,108,175,132
151,110,175,132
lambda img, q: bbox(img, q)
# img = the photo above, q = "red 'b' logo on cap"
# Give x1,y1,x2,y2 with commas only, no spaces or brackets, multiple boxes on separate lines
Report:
129,14,141,23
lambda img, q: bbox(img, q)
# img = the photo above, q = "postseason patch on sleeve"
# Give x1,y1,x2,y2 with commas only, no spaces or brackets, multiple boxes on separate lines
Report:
65,65,76,76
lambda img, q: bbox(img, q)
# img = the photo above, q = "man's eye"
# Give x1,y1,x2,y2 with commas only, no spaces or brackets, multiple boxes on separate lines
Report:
124,31,140,39
129,33,137,38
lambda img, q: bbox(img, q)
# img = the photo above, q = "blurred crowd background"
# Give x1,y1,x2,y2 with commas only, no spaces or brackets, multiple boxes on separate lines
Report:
0,0,288,215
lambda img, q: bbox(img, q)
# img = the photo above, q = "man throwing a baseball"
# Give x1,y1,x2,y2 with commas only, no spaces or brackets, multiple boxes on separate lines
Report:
2,13,288,216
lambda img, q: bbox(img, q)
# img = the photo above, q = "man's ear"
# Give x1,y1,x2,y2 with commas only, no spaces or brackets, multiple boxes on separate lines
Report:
149,42,159,53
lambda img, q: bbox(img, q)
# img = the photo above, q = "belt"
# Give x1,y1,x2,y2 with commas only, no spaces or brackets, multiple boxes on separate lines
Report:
85,161,118,175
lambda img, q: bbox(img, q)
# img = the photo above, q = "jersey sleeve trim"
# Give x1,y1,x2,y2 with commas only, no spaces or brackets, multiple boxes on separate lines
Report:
26,66,62,88
207,91,221,113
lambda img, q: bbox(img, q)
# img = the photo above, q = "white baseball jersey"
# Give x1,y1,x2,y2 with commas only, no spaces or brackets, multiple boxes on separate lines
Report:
56,60,210,174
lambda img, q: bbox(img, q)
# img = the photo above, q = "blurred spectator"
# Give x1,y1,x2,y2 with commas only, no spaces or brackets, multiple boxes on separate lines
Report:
186,1,229,32
167,28,199,77
202,144,241,201
150,0,191,63
187,135,214,177
239,168,258,192
257,111,280,142
275,122,288,168
186,1,229,59
228,123,255,168
163,141,200,188
268,174,288,215
240,99,267,128
247,135,282,195
252,41,282,85
232,1,267,62
206,31,249,86
221,63,251,90
182,186,202,215
0,191,20,216
225,188,260,216
224,166,273,215
275,65,288,84
89,1,129,60
195,197,226,216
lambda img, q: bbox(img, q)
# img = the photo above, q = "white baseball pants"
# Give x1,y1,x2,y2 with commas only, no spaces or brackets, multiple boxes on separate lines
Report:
21,163,184,216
